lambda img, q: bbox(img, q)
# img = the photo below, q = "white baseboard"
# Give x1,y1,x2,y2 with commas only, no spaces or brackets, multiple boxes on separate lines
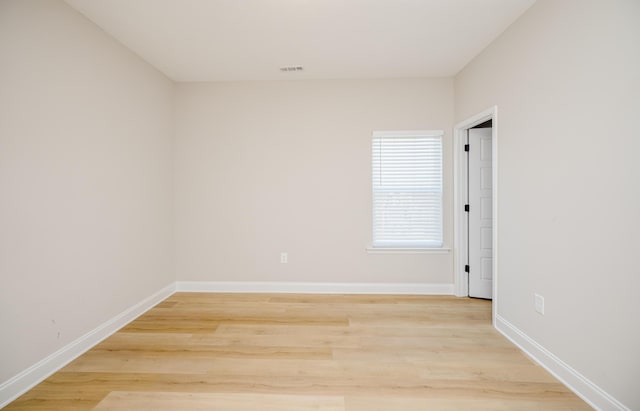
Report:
175,281,454,295
495,315,629,411
0,283,176,409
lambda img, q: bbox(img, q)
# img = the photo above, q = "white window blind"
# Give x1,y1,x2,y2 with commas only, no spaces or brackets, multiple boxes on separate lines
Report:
372,130,443,248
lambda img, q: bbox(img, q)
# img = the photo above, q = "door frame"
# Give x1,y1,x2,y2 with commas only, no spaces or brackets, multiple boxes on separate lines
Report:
453,106,498,323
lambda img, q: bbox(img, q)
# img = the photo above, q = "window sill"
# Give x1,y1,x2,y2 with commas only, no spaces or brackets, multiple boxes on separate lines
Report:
366,247,451,255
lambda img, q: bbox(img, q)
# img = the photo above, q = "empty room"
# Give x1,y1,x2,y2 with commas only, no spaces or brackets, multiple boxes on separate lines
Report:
1,0,638,410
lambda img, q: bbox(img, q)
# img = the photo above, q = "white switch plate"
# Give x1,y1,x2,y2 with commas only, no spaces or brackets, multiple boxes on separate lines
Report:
280,252,288,263
534,293,544,315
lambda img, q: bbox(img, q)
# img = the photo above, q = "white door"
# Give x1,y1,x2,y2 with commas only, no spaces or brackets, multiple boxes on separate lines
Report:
468,128,493,299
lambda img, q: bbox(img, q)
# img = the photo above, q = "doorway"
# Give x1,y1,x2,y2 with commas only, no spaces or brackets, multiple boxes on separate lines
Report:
454,107,498,320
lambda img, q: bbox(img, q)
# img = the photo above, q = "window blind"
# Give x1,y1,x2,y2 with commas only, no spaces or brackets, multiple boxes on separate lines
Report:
372,131,443,248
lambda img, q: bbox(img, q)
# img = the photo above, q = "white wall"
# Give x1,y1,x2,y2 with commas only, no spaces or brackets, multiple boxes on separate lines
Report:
455,0,640,409
0,0,174,385
174,79,454,285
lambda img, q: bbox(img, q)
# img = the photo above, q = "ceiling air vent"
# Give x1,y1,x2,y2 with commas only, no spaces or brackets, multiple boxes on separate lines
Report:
280,66,304,72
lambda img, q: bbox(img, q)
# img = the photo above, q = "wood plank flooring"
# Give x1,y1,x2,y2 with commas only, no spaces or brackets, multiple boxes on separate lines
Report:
5,293,592,410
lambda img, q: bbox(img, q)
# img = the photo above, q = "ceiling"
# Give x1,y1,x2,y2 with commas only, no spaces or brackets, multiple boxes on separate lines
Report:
64,0,536,82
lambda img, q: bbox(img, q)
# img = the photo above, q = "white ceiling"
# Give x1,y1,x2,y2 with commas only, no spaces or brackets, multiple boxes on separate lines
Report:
65,0,536,82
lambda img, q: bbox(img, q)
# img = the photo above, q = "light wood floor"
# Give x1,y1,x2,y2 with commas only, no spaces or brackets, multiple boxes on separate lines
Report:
6,293,592,410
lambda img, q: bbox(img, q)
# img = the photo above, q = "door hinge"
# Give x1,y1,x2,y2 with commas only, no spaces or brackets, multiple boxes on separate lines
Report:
464,144,470,152
464,204,470,212
465,265,470,273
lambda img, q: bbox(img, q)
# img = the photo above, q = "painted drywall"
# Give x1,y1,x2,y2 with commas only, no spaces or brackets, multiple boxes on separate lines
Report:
174,79,454,284
455,0,640,408
0,0,174,385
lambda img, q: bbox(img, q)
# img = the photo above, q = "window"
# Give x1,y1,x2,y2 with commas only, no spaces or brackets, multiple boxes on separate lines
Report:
371,130,443,249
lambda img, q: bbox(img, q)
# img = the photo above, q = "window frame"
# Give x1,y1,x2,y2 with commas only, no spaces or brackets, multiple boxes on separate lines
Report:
369,130,448,253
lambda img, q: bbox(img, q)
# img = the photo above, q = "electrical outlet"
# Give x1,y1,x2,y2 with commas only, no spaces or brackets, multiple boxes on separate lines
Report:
534,293,545,315
280,252,288,264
